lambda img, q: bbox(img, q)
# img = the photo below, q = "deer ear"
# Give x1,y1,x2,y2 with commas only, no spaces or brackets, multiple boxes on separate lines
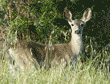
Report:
81,8,92,22
63,7,72,21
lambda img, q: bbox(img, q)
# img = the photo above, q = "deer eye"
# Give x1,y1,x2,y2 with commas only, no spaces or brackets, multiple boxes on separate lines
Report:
71,24,74,26
81,24,84,27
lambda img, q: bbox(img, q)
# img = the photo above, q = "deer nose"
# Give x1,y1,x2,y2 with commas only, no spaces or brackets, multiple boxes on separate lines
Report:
75,30,81,34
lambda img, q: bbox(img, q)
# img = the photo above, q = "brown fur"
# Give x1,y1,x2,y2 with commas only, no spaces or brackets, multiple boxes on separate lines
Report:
9,8,92,70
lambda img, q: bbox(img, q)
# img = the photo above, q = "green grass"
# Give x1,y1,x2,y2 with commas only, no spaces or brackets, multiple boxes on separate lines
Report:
0,54,109,84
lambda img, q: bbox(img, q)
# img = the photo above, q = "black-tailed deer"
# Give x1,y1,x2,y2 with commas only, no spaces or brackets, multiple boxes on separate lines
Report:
8,8,92,71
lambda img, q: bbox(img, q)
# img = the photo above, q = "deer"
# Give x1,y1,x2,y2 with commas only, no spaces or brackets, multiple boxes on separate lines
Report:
8,8,92,71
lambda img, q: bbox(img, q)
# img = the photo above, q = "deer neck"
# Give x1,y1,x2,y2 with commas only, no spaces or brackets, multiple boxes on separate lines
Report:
69,31,83,55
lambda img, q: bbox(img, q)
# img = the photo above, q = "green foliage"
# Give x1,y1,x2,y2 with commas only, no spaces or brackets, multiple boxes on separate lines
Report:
4,0,65,43
10,17,28,30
